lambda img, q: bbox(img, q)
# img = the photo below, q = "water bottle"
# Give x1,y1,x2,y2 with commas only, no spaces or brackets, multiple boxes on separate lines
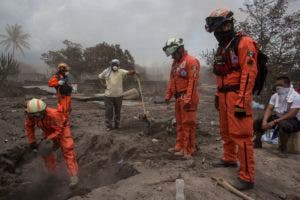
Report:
176,179,185,200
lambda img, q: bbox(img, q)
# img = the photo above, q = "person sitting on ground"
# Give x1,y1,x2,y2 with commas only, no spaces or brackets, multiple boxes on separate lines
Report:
253,76,300,157
98,59,138,131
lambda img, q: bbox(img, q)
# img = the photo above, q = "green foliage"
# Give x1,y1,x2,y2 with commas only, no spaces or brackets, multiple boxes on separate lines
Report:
239,0,300,80
83,42,135,73
0,53,19,83
41,40,84,80
41,40,135,80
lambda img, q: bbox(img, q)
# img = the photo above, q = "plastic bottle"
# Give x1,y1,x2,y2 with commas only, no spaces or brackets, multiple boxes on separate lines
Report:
176,179,185,200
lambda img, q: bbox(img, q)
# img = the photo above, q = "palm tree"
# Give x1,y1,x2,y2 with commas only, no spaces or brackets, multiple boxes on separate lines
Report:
0,23,30,57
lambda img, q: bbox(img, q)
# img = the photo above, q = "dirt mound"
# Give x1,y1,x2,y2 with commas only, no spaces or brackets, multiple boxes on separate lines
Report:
0,82,49,98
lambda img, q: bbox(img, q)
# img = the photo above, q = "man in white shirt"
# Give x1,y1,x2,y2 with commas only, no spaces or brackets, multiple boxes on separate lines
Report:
253,76,300,156
98,59,138,131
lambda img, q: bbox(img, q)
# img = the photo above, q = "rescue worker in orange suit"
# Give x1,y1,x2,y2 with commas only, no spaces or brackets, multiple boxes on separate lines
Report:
163,38,200,160
25,98,79,187
205,8,258,190
48,63,73,121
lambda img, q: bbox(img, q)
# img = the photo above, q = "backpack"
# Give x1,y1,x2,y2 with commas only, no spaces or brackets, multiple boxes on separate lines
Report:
234,36,269,95
58,84,73,96
56,74,73,96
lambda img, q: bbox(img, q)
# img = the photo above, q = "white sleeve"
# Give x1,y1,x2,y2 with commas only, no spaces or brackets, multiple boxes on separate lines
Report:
290,95,300,109
120,69,129,78
98,69,107,79
269,94,277,106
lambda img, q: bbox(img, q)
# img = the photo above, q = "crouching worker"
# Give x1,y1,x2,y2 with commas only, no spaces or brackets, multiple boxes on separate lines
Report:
254,77,300,157
25,98,79,187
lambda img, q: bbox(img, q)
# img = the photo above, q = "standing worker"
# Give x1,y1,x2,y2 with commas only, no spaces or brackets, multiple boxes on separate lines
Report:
48,63,73,121
205,8,258,190
163,38,200,160
25,98,79,187
98,59,138,131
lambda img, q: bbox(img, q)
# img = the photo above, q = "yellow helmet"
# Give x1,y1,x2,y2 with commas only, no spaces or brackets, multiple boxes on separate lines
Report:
57,63,69,71
26,98,46,113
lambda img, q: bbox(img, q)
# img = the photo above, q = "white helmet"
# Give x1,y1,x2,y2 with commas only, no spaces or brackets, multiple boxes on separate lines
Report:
111,59,120,65
26,98,46,113
162,38,184,57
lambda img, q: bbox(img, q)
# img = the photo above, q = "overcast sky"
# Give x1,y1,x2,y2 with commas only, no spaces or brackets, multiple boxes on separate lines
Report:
0,0,298,73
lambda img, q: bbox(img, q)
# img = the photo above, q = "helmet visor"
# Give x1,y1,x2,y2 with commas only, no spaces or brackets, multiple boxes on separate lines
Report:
205,16,228,32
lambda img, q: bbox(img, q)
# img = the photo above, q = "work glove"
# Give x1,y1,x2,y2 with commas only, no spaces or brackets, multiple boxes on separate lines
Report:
214,95,219,110
165,98,171,104
30,142,38,153
58,80,65,85
234,106,247,118
52,140,60,151
38,138,54,156
183,103,191,111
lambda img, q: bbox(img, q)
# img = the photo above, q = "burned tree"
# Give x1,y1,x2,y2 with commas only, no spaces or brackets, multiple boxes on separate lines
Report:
0,53,19,84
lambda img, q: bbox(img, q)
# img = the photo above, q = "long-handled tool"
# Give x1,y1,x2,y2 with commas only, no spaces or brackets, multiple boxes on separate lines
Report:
136,76,152,125
211,177,254,200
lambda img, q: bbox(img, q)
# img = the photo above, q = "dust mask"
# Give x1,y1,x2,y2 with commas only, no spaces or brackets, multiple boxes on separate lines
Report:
112,66,119,71
276,86,290,96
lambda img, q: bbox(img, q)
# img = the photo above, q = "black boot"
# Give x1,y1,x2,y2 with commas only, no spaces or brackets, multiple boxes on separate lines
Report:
253,132,263,149
212,159,238,168
232,178,254,190
278,132,289,158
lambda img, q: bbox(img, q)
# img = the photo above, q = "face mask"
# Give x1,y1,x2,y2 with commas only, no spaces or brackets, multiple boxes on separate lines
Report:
65,71,69,76
214,29,235,46
276,86,290,96
112,66,119,71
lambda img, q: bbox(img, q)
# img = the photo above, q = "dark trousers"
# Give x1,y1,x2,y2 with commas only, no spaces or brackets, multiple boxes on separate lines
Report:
253,115,300,151
104,96,123,128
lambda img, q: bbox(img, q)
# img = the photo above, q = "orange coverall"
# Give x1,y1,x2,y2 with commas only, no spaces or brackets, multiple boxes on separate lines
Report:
48,74,71,119
165,51,200,156
215,35,257,183
25,107,78,176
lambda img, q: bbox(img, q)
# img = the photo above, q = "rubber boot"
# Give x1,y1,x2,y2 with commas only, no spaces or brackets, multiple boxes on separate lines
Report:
212,159,238,168
253,132,263,149
69,175,79,188
278,132,289,158
231,178,254,190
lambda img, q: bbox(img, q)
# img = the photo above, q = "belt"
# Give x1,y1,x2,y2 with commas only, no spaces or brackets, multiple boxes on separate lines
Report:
174,91,186,99
218,84,240,93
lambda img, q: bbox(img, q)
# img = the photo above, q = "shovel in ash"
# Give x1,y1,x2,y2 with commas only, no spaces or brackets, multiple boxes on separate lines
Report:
136,76,152,126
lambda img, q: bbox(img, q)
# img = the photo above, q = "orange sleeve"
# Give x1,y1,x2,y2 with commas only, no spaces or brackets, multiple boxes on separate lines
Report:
46,112,65,140
48,75,59,88
165,67,175,100
236,37,258,108
184,58,200,104
25,116,36,144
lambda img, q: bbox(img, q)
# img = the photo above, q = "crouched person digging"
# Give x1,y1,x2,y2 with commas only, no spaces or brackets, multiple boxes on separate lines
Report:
25,98,79,188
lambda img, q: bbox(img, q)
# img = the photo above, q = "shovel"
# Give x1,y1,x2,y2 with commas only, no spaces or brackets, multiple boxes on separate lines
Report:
136,76,151,125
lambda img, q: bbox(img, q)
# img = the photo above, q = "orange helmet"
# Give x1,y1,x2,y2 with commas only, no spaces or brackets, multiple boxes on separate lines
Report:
57,63,69,71
205,8,233,32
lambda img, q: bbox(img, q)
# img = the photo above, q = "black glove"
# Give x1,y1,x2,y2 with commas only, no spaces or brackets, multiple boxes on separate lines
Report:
52,140,60,151
234,106,247,118
214,95,219,110
30,142,38,153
